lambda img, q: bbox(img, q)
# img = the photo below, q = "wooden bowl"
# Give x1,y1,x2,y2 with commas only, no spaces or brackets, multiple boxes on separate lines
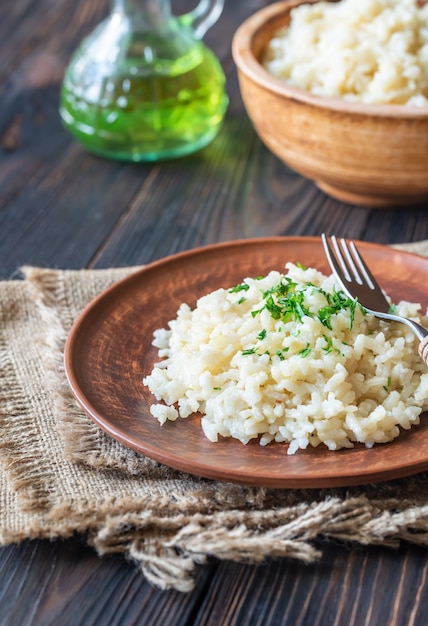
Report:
232,0,428,207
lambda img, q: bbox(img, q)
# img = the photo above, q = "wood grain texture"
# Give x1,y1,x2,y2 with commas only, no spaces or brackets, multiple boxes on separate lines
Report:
1,539,428,626
195,545,428,626
2,0,428,624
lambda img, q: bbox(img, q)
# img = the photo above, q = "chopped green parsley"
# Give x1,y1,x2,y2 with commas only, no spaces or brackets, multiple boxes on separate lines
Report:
297,343,311,358
229,282,249,294
250,277,360,330
236,267,367,360
242,348,257,355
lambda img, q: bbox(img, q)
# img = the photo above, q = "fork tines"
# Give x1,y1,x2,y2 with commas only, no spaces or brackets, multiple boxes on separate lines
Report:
321,234,377,293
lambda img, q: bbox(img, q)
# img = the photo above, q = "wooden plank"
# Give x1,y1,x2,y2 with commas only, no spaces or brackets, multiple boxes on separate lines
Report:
1,540,428,625
193,545,428,626
0,539,213,625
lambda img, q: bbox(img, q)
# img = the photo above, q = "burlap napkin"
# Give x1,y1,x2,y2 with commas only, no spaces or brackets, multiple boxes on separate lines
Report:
1,241,428,592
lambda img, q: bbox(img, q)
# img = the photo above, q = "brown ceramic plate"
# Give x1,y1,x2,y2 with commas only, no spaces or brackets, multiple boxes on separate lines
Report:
64,237,428,488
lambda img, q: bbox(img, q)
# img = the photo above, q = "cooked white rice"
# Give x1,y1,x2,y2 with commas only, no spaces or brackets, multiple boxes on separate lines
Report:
263,0,428,106
143,263,428,454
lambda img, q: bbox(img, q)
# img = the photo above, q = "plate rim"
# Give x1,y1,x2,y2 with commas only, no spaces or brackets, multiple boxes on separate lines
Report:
64,236,428,488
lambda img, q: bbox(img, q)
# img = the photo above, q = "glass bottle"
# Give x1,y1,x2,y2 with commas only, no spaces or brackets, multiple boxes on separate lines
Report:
59,0,228,161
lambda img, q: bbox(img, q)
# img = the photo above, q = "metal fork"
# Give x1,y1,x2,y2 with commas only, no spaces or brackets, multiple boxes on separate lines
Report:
321,234,428,364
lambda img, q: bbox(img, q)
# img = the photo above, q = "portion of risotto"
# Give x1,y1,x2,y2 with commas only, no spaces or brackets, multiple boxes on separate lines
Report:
143,263,428,454
263,0,428,106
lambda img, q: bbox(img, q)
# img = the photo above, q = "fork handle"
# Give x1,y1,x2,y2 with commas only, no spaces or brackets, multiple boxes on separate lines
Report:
418,336,428,365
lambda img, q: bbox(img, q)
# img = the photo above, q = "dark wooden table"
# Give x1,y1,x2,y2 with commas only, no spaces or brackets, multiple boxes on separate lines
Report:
2,1,428,624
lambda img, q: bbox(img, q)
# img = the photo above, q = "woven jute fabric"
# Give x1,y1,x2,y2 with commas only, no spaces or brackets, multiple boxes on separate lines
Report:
1,242,428,592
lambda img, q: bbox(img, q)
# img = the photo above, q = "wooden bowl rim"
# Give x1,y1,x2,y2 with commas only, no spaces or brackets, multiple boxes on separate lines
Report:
231,0,428,119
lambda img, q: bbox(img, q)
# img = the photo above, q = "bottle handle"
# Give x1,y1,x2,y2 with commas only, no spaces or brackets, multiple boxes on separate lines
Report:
183,0,224,39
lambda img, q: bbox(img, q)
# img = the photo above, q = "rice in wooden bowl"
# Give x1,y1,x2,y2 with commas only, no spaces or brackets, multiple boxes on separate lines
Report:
231,0,428,207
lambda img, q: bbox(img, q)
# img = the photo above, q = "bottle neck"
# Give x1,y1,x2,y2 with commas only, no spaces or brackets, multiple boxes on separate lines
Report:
112,0,171,24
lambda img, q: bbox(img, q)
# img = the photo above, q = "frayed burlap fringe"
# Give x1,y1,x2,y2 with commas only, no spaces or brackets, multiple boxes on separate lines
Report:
23,266,158,475
0,282,63,511
88,495,428,591
0,242,428,591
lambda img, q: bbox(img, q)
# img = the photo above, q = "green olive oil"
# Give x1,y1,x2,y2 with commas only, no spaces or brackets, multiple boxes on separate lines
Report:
60,43,228,162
